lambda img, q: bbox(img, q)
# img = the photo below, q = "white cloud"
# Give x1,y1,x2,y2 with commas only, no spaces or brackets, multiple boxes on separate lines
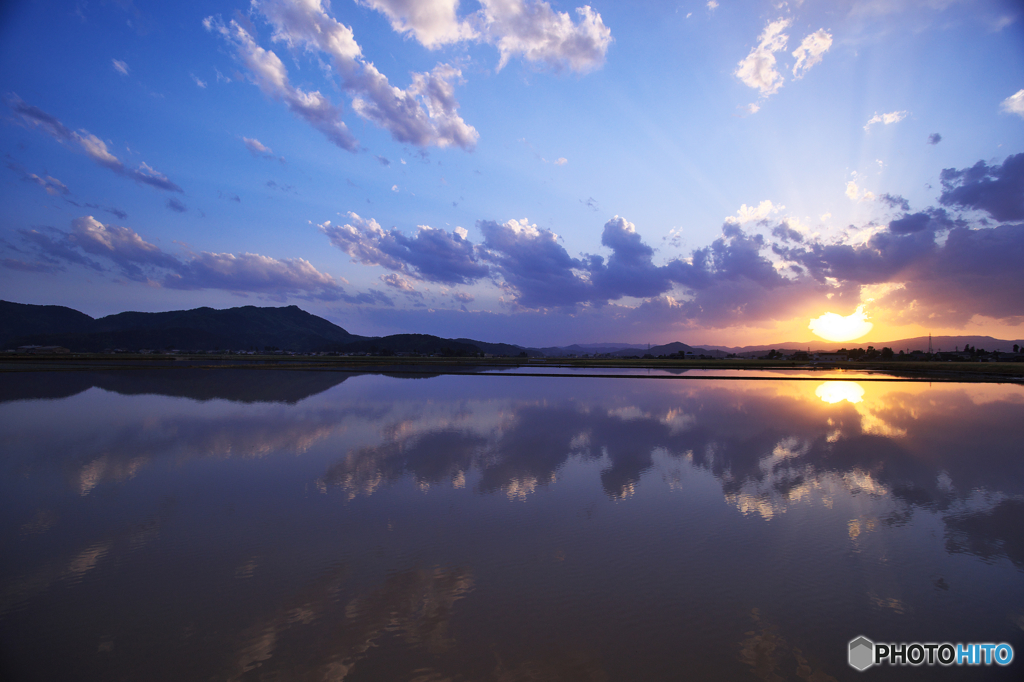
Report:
554,157,567,165
243,137,273,155
244,1,478,150
380,272,417,291
1000,89,1024,118
845,180,875,202
725,199,782,224
355,0,476,48
205,15,359,152
112,59,129,75
735,18,790,98
191,73,207,88
707,0,719,10
391,184,399,192
478,0,613,74
791,29,832,79
863,110,908,131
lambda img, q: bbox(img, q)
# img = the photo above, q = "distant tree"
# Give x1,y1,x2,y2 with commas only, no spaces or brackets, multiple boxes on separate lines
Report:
1014,344,1020,353
881,347,894,360
518,351,528,358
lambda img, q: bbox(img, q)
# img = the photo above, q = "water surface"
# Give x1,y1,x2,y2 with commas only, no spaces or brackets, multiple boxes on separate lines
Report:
1,371,1022,681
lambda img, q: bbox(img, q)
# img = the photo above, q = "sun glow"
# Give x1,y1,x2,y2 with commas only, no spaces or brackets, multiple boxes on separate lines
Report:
808,305,873,342
815,381,865,404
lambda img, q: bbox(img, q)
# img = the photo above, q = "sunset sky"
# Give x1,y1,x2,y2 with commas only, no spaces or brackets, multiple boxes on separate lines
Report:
1,0,1022,347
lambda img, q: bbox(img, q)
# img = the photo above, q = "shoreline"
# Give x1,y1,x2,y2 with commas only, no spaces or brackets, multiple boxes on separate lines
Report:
3,353,1023,383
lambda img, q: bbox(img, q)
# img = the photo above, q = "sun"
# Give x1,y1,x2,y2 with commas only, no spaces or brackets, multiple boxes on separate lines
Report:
808,305,873,343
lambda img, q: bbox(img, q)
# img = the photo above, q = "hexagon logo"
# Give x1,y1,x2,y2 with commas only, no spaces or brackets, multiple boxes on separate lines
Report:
849,636,874,671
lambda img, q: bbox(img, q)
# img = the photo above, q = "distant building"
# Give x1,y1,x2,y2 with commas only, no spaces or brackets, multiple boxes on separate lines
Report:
813,352,847,361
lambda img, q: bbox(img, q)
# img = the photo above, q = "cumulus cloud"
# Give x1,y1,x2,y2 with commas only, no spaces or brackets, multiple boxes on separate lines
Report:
863,110,908,131
735,19,790,98
928,133,942,145
725,199,782,225
355,0,476,48
380,272,417,292
6,215,349,300
791,29,832,79
475,0,612,73
938,153,1024,221
112,59,129,75
321,212,489,285
1001,89,1024,117
6,94,183,192
845,179,875,202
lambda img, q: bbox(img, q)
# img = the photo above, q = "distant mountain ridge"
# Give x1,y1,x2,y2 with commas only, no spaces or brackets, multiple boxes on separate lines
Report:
0,301,540,356
3,301,1020,358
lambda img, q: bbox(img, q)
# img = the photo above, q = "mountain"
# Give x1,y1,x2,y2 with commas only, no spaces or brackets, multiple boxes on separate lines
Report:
2,302,358,352
0,301,538,356
696,335,1023,355
0,301,95,347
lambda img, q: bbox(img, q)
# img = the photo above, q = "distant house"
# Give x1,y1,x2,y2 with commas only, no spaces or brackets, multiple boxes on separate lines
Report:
813,352,847,362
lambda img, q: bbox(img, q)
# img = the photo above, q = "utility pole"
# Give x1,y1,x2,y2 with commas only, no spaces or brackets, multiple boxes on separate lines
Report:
928,333,933,354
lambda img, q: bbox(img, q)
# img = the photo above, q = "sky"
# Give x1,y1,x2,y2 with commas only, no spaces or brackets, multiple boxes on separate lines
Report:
1,0,1022,347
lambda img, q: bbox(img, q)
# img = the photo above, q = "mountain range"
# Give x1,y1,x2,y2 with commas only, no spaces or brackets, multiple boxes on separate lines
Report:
2,301,1021,357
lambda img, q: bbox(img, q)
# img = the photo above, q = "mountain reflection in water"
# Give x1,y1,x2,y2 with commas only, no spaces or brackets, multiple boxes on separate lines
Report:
1,371,1022,681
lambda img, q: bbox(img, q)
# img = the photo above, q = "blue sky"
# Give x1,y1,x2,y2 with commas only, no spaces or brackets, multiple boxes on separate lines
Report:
1,0,1022,346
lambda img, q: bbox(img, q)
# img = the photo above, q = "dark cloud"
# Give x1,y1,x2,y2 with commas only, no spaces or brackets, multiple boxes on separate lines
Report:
166,197,188,213
477,218,592,308
879,193,910,211
375,155,390,166
770,222,803,242
928,133,942,145
590,216,674,300
939,153,1024,221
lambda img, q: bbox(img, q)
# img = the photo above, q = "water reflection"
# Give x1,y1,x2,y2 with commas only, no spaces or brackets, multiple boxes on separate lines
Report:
2,372,1023,680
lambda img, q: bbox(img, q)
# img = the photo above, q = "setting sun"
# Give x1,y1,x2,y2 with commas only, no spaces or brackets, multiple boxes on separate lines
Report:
808,306,874,343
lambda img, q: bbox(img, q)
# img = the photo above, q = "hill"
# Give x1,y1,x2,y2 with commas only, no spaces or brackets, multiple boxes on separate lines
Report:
0,301,538,356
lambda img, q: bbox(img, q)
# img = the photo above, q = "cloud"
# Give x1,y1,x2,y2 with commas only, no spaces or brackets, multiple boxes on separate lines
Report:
938,153,1024,222
221,1,478,151
355,0,476,48
725,199,781,225
191,73,208,88
321,212,489,285
69,215,182,280
375,155,390,166
243,136,279,160
863,110,908,131
845,179,875,202
6,162,70,196
554,157,567,165
9,215,350,300
707,0,718,9
205,16,359,152
1001,89,1024,118
476,0,613,74
6,94,183,192
380,272,417,292
112,59,129,75
735,19,790,98
166,197,188,213
928,133,942,145
165,251,343,299
791,29,832,79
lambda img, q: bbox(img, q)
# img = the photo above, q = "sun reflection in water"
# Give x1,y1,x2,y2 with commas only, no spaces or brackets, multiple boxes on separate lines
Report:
815,381,865,404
